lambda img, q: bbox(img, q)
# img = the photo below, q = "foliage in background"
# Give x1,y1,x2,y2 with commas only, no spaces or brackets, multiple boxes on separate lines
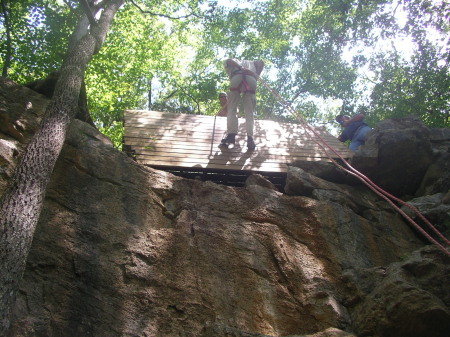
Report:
1,0,77,80
0,0,448,146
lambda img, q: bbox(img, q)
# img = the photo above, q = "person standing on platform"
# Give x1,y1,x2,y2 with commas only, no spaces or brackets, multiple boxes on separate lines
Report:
216,92,228,117
220,58,264,150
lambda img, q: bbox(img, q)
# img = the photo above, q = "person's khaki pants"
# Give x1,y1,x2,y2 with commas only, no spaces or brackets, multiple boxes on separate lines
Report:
227,74,257,137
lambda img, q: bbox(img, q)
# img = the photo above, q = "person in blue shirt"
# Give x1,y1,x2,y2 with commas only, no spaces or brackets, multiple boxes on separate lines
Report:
335,113,372,151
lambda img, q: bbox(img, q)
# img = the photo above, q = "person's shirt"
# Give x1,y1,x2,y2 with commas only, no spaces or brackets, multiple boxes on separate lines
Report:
338,120,368,142
224,59,264,79
216,105,227,117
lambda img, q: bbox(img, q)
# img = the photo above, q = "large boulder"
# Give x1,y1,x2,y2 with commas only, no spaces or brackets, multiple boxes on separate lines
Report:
0,78,47,192
351,116,433,197
287,160,348,185
401,192,450,239
345,246,450,337
415,128,450,196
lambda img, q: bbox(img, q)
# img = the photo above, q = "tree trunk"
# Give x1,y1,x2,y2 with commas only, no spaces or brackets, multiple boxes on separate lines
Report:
1,0,13,77
0,0,124,334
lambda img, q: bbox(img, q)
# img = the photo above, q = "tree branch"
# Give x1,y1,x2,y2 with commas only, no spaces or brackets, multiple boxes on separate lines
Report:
79,0,98,26
129,0,200,19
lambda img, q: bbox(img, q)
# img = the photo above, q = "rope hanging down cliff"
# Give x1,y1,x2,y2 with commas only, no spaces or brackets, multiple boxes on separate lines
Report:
249,69,450,258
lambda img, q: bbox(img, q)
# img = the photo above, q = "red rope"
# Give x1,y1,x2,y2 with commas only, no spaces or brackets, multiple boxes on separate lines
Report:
255,74,450,257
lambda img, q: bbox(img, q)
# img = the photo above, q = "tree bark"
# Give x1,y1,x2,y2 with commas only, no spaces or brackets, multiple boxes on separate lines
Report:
1,0,13,77
0,0,124,334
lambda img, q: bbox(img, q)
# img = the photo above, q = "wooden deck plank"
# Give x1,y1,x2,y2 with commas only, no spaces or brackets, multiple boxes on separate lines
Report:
124,109,352,173
125,110,326,132
123,136,347,156
125,111,332,140
136,157,289,172
127,145,349,159
124,130,332,144
123,138,347,153
124,128,345,147
135,149,330,163
125,116,326,136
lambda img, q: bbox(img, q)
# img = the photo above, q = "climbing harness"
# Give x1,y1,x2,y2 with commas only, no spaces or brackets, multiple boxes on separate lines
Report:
230,69,256,94
247,67,450,258
229,71,256,94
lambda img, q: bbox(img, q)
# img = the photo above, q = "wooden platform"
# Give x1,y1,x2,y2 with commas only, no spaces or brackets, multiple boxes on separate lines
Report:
123,110,352,174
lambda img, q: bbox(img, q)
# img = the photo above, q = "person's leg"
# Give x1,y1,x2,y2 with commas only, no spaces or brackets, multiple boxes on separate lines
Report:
349,139,362,151
227,76,242,135
242,76,257,137
349,126,371,151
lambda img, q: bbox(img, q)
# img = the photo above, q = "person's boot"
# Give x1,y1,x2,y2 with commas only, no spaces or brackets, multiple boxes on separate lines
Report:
219,133,236,148
247,136,256,150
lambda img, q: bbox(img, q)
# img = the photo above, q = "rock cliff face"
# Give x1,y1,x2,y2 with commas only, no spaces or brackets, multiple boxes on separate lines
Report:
1,79,449,337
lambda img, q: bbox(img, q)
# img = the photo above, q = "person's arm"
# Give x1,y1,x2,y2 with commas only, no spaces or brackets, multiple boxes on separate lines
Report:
342,113,364,127
216,104,227,116
254,60,264,75
243,60,264,77
337,129,349,142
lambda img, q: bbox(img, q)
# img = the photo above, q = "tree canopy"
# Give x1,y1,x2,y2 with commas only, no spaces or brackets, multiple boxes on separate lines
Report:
1,0,449,147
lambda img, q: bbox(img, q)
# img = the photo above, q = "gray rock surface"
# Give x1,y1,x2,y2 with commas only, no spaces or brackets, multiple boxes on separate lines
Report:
351,116,434,197
1,79,449,337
